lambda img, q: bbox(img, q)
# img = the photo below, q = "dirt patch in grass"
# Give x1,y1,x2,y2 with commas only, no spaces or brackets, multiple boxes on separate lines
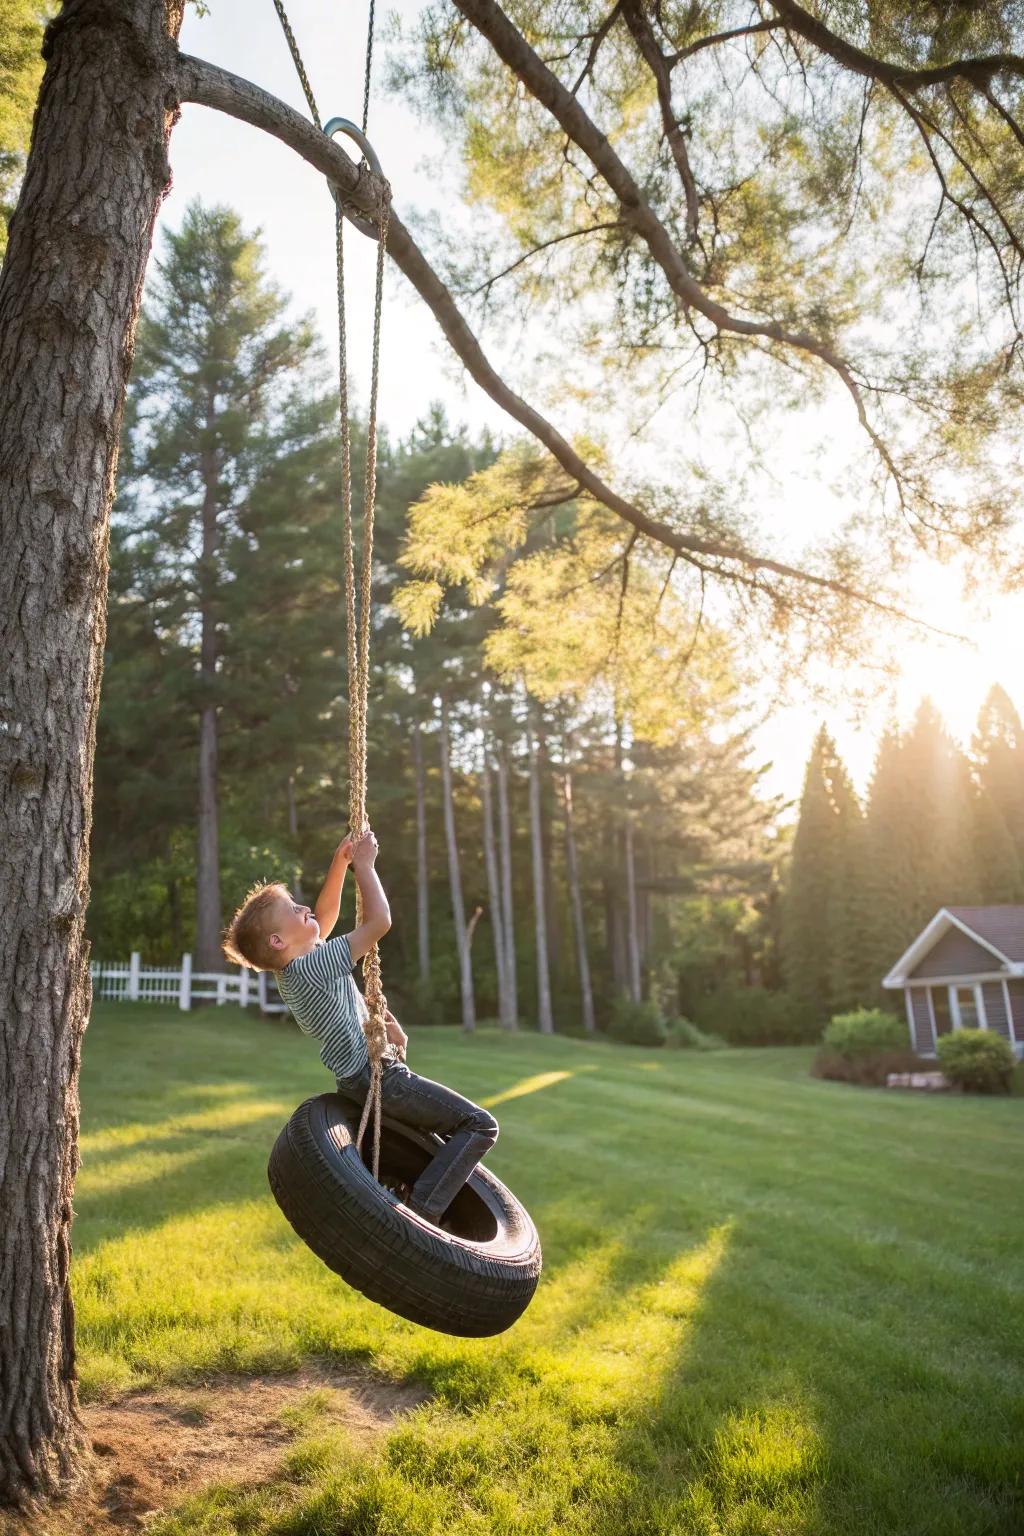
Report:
4,1366,429,1535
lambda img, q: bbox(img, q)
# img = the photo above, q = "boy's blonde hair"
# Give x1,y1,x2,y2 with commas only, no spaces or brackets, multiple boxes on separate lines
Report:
222,882,290,971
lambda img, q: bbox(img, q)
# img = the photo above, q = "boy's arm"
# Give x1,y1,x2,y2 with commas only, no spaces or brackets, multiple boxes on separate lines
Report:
314,837,353,939
346,832,392,962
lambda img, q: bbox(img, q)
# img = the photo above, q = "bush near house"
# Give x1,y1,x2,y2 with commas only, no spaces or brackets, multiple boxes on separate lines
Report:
813,1008,925,1087
937,1028,1016,1095
821,1009,907,1057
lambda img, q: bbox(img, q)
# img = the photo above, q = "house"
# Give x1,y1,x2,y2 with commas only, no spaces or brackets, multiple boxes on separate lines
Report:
882,906,1024,1060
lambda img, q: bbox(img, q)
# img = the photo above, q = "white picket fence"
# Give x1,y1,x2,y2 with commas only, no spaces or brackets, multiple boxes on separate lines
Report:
90,953,287,1014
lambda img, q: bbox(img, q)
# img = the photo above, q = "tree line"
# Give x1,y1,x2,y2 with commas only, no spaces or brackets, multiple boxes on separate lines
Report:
94,201,784,1034
89,200,1024,1042
782,692,1024,1025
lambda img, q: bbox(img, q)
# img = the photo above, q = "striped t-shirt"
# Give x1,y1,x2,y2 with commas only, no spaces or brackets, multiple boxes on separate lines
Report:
276,935,369,1080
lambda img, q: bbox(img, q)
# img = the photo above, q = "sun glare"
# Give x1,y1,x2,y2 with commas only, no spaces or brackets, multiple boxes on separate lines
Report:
758,559,1024,803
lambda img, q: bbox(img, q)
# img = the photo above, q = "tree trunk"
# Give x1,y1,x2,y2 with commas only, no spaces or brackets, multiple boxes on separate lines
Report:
536,717,561,969
610,719,628,991
480,744,508,1022
496,738,518,1028
439,698,475,1030
0,0,184,1506
286,774,304,901
413,718,429,984
562,761,595,1033
168,875,182,959
527,710,554,1033
624,816,642,1003
194,414,222,971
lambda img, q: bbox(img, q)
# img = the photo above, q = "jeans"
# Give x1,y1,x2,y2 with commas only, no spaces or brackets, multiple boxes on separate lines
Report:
335,1057,498,1220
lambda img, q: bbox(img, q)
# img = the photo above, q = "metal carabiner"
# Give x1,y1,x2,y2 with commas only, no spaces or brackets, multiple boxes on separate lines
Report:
324,116,386,239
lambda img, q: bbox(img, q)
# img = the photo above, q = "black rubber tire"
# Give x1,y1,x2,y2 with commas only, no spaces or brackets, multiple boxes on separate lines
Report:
267,1093,542,1337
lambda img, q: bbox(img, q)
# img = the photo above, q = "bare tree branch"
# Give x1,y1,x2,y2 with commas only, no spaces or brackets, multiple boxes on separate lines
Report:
469,220,624,298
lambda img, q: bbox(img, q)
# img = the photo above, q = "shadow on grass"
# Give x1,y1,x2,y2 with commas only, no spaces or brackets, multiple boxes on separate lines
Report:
603,1205,1024,1536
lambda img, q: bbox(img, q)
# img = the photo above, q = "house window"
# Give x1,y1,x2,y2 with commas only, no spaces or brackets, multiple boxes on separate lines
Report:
932,989,953,1036
954,986,982,1030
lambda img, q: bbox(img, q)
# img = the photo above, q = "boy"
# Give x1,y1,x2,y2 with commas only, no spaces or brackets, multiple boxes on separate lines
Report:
222,828,498,1226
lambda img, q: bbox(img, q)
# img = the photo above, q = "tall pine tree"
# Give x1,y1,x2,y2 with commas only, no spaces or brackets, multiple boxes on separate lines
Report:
860,701,978,997
782,728,864,1023
116,202,324,966
971,685,1024,900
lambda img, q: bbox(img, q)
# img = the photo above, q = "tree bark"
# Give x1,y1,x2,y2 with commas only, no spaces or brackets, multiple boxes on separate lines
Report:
480,741,508,1023
562,758,595,1034
610,719,628,992
194,412,222,971
536,717,561,972
286,774,304,901
413,719,430,985
0,0,184,1507
624,816,642,1003
439,697,475,1031
496,738,518,1028
527,710,554,1033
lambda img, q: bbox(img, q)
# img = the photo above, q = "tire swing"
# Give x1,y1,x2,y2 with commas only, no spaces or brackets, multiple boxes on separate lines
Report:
264,1,541,1338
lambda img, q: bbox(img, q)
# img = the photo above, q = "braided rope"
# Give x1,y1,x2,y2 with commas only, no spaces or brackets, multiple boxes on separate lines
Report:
271,0,393,1181
271,0,322,128
361,0,377,135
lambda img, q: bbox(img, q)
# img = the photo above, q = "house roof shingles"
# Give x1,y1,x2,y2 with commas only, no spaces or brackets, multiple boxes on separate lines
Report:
945,906,1024,964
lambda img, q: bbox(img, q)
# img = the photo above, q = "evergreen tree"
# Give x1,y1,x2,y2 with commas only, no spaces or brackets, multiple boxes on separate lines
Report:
861,726,918,998
113,201,325,966
90,520,198,959
781,728,864,1023
971,685,1024,898
861,700,979,998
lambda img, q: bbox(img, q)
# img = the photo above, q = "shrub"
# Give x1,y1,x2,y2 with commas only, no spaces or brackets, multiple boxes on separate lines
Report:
812,1048,929,1088
813,1009,914,1086
693,986,816,1045
664,1017,727,1051
607,995,668,1047
821,1008,907,1058
937,1029,1015,1094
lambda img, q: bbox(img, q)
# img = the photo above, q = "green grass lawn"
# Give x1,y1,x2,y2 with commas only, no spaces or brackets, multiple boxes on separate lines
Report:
74,1003,1023,1536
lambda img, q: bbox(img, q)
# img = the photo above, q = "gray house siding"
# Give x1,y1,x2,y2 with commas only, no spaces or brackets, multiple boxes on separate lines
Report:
908,990,934,1054
980,983,1012,1042
1007,980,1024,1041
909,926,1002,979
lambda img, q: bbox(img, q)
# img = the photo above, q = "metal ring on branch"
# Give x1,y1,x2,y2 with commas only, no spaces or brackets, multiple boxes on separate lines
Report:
324,116,388,239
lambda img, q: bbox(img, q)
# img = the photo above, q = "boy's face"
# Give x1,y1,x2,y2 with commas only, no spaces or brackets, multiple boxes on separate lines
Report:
267,893,320,957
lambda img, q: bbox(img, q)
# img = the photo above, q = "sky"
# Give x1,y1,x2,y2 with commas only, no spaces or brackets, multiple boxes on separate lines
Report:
164,1,1024,809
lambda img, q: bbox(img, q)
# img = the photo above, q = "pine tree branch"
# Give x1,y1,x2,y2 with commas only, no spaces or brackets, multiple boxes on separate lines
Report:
667,18,783,68
175,49,963,639
620,0,700,244
447,0,902,488
765,0,1024,92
